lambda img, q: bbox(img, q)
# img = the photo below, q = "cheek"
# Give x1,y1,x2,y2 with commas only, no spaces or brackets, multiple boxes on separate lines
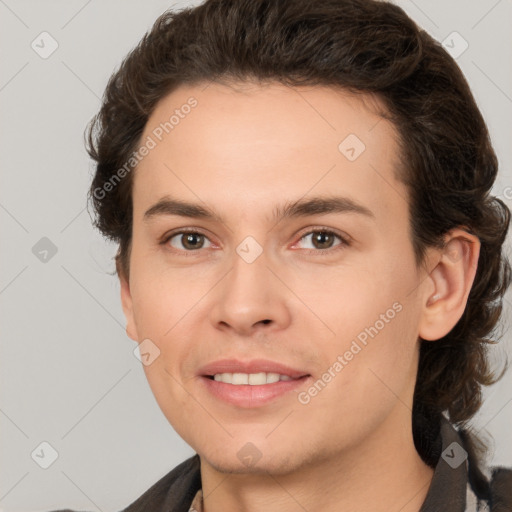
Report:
129,267,204,379
313,259,420,403
130,264,200,337
298,305,419,447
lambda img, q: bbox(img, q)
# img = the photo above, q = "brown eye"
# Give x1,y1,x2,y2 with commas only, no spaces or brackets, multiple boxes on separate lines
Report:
297,230,345,251
167,232,212,251
311,231,336,249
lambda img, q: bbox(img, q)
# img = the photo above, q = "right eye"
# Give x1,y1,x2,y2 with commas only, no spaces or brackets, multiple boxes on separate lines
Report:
162,230,214,252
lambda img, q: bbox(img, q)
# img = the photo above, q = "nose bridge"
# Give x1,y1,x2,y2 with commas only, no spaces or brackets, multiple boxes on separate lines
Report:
209,230,291,333
228,233,271,300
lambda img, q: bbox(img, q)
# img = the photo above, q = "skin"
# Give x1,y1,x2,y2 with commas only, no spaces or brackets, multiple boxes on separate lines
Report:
119,81,480,512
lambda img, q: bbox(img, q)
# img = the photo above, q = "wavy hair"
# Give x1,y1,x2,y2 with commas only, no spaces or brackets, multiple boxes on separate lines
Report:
86,0,511,493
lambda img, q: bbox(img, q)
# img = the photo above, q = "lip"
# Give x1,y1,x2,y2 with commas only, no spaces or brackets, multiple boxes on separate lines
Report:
197,358,311,408
199,374,311,408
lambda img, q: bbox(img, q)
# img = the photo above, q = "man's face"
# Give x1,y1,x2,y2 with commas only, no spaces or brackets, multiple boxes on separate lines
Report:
121,81,431,474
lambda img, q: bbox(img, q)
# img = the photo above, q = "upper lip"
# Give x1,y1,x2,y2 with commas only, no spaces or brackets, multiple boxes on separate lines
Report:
198,359,310,379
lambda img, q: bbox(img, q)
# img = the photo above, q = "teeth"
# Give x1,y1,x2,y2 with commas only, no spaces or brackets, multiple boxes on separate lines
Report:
212,372,295,385
265,373,280,384
249,372,266,385
232,373,248,385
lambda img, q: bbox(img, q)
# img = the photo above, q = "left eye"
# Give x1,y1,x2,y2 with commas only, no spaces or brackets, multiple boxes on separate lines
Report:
295,230,345,251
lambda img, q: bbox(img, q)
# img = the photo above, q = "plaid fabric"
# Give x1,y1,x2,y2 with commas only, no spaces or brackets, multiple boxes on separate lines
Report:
466,483,490,512
188,489,202,512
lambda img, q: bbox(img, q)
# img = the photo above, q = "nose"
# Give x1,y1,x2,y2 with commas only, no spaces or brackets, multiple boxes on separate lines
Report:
209,245,292,337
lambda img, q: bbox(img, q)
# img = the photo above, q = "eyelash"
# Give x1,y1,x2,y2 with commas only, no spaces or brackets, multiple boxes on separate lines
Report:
159,227,351,257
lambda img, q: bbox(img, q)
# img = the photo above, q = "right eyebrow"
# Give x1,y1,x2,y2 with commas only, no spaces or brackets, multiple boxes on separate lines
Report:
143,197,222,223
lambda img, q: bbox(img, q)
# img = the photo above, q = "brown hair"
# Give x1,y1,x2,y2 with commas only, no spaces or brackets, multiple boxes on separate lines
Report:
86,0,511,489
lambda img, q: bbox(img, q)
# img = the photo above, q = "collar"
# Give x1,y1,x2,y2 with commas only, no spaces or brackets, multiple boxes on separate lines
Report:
419,415,469,511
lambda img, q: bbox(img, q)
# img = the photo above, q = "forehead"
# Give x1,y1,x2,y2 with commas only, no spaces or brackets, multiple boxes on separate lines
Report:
132,81,407,226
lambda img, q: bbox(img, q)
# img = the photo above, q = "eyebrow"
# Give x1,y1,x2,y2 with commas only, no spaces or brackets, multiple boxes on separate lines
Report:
143,195,375,224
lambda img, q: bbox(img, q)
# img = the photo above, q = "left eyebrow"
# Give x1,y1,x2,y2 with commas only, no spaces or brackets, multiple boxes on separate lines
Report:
273,195,375,222
142,195,376,224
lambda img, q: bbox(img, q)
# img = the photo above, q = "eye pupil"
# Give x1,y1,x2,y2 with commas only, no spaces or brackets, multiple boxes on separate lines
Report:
313,231,334,249
182,233,204,250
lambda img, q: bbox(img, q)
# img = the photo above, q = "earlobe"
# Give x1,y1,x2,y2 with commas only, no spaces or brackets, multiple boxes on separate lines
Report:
418,229,480,341
119,270,139,342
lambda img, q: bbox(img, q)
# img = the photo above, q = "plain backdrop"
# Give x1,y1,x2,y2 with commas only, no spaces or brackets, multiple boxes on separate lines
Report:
1,1,511,511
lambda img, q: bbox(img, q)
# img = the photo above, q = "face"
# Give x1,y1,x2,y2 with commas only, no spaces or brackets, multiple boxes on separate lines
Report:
121,81,433,475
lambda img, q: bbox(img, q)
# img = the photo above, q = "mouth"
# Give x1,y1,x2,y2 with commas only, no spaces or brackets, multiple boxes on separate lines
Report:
204,372,307,385
198,358,310,380
197,359,311,407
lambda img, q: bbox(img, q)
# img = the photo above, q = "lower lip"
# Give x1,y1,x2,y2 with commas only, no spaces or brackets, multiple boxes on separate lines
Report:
200,375,311,408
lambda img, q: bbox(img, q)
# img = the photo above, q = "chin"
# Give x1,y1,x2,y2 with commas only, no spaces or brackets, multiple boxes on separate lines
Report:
199,443,311,477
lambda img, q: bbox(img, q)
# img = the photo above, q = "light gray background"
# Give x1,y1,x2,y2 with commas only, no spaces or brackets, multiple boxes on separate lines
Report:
1,1,511,511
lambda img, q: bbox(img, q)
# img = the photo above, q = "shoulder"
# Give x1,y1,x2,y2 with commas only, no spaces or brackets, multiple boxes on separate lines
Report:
122,454,201,512
487,466,512,510
47,454,201,512
420,416,512,511
462,431,512,512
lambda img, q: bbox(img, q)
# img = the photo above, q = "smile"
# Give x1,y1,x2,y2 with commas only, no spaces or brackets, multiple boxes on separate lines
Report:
200,374,311,408
210,372,294,385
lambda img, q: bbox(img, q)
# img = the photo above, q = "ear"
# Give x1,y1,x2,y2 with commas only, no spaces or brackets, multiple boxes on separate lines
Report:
418,228,480,341
118,261,139,342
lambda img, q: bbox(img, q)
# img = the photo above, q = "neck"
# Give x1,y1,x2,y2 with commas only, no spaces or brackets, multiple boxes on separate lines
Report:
198,406,435,512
